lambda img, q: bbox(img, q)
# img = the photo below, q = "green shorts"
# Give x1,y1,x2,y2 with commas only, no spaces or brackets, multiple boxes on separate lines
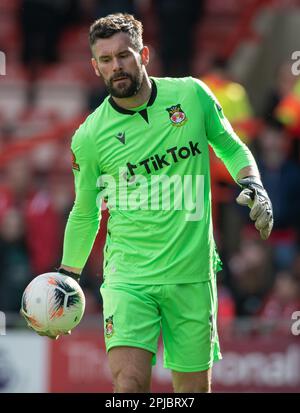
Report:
100,279,222,372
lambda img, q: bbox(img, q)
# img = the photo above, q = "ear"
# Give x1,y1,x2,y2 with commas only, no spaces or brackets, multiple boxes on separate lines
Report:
140,46,150,67
91,57,101,77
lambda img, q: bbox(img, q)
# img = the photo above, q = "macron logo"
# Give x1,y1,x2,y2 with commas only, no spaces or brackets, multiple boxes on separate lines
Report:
116,132,125,144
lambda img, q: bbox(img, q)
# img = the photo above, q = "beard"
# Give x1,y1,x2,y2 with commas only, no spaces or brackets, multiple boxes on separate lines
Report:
105,69,144,98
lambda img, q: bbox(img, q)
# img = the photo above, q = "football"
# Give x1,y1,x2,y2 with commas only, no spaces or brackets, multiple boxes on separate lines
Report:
20,272,85,337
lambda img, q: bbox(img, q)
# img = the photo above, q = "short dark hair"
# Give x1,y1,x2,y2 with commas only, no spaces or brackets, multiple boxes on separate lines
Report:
89,13,143,52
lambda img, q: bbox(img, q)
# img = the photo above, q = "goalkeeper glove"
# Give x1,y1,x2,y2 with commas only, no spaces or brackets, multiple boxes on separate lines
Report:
236,176,273,240
20,308,71,340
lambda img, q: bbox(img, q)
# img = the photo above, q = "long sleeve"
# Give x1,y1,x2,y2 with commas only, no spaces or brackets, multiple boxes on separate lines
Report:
192,78,258,181
61,124,102,269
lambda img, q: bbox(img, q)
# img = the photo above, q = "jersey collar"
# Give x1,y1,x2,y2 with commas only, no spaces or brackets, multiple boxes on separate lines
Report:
108,78,157,115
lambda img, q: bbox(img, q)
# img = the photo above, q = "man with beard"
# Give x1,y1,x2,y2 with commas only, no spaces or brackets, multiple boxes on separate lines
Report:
53,14,272,392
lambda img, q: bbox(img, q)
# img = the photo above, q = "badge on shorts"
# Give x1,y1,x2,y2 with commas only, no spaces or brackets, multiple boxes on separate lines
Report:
105,315,114,338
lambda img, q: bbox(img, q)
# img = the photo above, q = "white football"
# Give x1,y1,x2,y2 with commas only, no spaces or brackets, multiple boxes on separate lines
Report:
21,272,85,336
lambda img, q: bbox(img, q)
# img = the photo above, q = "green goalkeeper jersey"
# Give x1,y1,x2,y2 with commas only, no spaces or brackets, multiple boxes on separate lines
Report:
62,76,256,284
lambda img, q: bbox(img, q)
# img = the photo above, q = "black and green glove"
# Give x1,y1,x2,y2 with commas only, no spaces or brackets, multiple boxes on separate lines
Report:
236,176,273,240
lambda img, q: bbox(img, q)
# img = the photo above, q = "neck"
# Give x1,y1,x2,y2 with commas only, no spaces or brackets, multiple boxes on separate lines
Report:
111,73,152,110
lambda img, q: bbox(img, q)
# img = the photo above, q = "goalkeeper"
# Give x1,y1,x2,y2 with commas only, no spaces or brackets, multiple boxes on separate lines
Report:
55,14,272,392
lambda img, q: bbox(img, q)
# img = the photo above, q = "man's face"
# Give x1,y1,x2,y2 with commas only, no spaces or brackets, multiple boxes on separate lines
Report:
91,32,149,98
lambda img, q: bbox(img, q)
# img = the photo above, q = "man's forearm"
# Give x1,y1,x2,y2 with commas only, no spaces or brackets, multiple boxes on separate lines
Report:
61,188,101,269
237,165,260,181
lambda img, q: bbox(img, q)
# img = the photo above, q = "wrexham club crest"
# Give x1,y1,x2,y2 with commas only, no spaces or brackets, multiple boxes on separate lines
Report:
166,104,188,127
105,315,114,338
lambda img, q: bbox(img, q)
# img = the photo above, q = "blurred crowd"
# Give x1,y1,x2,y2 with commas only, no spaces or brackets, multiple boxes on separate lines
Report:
0,0,300,335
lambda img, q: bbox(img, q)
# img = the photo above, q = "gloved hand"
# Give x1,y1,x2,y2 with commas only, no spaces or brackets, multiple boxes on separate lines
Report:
20,308,71,340
236,176,273,240
36,330,71,340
